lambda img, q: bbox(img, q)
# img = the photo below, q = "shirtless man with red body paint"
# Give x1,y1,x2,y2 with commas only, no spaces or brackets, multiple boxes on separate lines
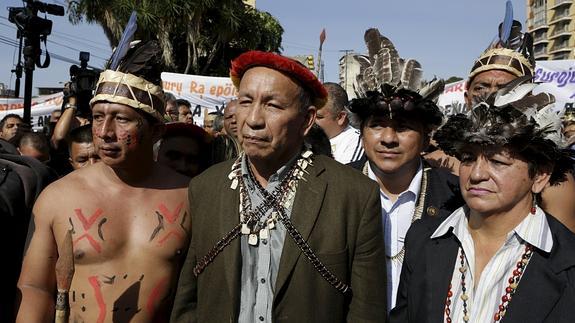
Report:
16,42,190,323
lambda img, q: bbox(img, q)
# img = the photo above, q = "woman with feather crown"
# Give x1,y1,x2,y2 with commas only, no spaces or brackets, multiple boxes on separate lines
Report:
16,13,192,322
348,27,464,312
391,77,575,323
430,0,575,233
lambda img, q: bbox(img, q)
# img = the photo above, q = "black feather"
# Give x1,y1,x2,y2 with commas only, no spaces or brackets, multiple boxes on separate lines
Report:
116,41,162,86
117,41,160,75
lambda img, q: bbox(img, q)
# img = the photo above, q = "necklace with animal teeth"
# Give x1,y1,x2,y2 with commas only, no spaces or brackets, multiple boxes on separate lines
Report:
231,149,312,246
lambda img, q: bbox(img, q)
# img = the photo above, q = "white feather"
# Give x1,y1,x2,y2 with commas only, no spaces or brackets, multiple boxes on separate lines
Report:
533,101,564,145
494,83,538,107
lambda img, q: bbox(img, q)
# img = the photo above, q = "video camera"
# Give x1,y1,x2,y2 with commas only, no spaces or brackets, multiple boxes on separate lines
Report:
8,0,64,37
68,52,100,117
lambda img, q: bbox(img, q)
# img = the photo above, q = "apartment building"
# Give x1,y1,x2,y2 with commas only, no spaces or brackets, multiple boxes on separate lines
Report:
527,0,574,60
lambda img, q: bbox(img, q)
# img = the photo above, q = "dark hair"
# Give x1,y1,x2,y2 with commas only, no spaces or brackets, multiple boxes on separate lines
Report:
304,124,333,158
323,82,349,115
163,122,208,142
0,114,24,129
67,124,93,151
176,99,191,109
164,92,177,104
161,122,211,170
297,86,313,112
18,132,49,154
212,114,224,132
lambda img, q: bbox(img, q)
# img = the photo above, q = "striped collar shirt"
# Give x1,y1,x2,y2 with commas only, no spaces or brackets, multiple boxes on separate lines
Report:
431,206,553,322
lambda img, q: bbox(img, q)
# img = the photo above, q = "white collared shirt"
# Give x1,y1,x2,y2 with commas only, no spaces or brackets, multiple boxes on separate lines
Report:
330,125,363,164
431,206,554,323
367,161,423,311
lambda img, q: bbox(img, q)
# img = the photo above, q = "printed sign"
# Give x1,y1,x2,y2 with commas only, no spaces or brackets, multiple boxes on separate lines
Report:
437,60,575,115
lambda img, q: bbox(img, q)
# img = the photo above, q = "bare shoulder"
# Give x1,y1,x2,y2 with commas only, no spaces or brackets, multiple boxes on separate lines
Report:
34,169,88,214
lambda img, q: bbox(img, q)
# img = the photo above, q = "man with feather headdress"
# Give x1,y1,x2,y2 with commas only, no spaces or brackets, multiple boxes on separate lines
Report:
348,28,464,311
16,13,191,322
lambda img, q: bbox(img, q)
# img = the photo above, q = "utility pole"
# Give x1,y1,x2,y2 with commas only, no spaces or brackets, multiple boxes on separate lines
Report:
317,29,326,81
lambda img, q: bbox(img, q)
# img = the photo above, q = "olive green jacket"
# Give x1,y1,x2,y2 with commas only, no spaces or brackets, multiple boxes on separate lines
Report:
170,155,387,323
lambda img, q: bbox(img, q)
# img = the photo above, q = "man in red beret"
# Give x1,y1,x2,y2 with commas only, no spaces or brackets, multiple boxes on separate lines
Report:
171,51,387,322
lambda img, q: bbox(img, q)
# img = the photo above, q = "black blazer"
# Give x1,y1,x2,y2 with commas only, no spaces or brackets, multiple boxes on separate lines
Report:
348,157,464,219
390,212,575,323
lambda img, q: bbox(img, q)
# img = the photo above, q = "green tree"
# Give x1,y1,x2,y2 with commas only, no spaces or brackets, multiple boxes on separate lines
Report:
67,0,283,76
445,76,464,83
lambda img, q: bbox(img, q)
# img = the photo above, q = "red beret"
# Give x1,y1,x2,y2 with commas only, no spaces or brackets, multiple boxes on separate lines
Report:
230,51,328,108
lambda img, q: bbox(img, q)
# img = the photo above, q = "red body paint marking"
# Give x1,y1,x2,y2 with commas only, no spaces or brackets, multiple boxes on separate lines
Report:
158,203,183,224
118,129,139,148
146,277,169,314
75,208,104,230
88,276,106,323
158,231,184,246
156,202,185,246
73,208,105,253
74,234,102,253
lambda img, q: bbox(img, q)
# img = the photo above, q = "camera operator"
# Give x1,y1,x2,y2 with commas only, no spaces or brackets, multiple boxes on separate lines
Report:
50,82,91,151
51,52,98,150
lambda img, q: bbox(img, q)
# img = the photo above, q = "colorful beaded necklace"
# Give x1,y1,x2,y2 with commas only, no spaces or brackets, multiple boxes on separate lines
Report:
444,244,534,322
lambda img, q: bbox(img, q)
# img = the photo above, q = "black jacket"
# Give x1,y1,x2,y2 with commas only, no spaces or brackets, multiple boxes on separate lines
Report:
348,157,463,219
390,213,575,323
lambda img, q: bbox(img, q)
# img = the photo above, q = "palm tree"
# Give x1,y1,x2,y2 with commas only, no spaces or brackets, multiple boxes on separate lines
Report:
67,0,283,76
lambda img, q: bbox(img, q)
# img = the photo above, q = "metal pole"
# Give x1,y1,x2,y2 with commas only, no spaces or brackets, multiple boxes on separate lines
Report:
23,66,33,124
22,37,37,124
12,35,23,98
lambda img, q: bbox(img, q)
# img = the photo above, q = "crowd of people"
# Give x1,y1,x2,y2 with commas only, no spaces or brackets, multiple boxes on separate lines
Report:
2,7,575,323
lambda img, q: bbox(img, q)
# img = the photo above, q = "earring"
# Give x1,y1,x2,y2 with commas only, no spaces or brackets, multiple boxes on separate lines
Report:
531,193,537,215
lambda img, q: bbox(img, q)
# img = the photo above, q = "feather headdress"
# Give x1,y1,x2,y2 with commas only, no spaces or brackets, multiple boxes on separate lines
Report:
468,0,534,82
435,79,573,185
90,11,165,122
350,28,444,129
355,28,431,96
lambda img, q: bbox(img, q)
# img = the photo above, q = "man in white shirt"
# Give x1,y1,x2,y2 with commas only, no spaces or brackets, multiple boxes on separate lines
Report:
315,83,363,164
349,85,463,311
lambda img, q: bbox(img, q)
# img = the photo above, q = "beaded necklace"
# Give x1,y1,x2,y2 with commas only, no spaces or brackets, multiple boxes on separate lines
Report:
363,162,429,263
192,149,352,294
233,150,312,245
444,244,534,323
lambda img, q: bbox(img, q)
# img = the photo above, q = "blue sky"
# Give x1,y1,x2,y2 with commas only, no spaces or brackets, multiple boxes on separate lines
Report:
0,0,526,94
